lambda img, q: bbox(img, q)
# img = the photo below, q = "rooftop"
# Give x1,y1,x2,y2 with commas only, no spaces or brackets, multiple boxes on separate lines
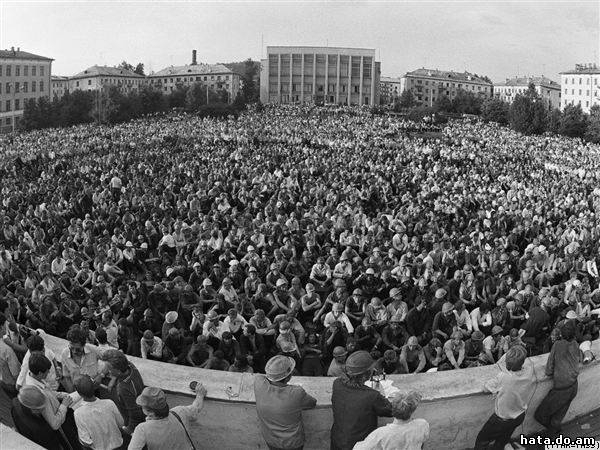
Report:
0,49,53,61
495,76,560,89
380,76,402,83
71,65,145,79
561,63,600,75
150,63,233,77
405,68,492,85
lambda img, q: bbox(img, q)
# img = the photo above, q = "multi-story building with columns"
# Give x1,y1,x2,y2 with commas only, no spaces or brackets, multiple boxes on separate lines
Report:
260,46,381,106
0,47,53,133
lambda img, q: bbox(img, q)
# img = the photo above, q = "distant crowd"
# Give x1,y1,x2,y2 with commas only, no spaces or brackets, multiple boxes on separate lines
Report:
0,104,597,449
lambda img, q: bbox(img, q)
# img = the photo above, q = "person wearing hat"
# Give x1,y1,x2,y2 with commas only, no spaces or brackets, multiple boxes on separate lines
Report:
254,355,317,450
10,384,73,450
327,346,348,377
441,330,466,371
475,345,535,450
323,302,355,334
432,302,456,342
385,288,408,323
140,330,165,361
330,350,393,449
129,383,208,450
464,330,491,367
405,297,432,346
202,309,227,349
534,321,583,436
381,316,409,353
482,326,505,363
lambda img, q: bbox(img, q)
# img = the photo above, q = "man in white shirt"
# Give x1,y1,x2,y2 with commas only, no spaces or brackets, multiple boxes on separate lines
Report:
140,330,164,361
354,391,429,450
16,334,59,391
324,303,354,334
74,375,124,450
223,308,248,339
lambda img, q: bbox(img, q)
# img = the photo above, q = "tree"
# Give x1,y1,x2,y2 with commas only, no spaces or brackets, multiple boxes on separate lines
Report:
241,59,259,103
559,104,587,138
481,98,509,125
139,85,167,115
508,83,547,135
396,90,416,109
118,61,135,72
433,95,453,113
452,89,483,115
168,83,190,108
546,108,562,134
20,98,41,131
134,63,145,76
584,105,600,143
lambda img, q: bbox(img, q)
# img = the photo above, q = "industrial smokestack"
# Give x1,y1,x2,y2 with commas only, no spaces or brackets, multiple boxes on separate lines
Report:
192,50,197,66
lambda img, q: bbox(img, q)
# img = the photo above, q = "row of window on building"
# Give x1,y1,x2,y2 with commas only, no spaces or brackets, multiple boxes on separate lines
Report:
269,83,370,94
0,80,44,94
268,54,373,79
409,78,489,92
563,89,598,96
272,93,371,105
151,75,231,84
2,98,26,111
0,64,45,77
564,77,600,85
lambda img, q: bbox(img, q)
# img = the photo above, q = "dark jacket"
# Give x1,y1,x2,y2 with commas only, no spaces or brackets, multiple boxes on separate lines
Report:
330,377,393,449
11,398,67,450
116,362,146,432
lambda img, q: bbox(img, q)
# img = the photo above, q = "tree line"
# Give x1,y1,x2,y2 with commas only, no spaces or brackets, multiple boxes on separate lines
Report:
20,59,260,131
392,83,598,142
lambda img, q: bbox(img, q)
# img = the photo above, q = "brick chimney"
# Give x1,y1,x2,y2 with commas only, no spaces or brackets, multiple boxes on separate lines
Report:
192,50,197,66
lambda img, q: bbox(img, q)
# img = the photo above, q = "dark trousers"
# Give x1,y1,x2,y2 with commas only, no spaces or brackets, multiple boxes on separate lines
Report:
534,381,578,432
474,412,525,450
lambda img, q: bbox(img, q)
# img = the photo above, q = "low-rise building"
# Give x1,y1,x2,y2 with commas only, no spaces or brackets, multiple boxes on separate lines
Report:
560,63,600,113
380,76,402,105
148,51,240,103
68,65,146,94
493,76,560,111
400,68,493,107
51,75,69,99
0,47,53,132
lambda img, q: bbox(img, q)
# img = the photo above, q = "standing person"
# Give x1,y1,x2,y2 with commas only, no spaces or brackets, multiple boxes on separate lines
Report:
0,313,20,396
254,355,317,450
534,322,582,435
330,350,393,450
353,391,429,450
100,349,145,435
73,375,124,450
128,384,207,450
474,345,536,449
11,385,70,450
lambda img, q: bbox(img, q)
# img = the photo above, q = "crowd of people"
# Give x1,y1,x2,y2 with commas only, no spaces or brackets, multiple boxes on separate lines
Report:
0,104,597,449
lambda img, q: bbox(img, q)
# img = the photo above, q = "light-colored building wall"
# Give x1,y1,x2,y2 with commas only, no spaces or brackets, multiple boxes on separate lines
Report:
400,69,493,108
380,76,402,105
493,77,560,111
68,66,147,94
51,76,69,100
260,46,381,106
560,64,600,113
148,68,240,103
0,48,52,133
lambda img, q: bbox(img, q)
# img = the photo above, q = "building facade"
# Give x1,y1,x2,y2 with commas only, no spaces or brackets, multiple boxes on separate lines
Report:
0,48,53,133
51,76,69,99
68,65,146,94
260,46,381,106
380,76,402,105
493,76,560,111
560,64,600,113
148,51,240,103
400,68,493,107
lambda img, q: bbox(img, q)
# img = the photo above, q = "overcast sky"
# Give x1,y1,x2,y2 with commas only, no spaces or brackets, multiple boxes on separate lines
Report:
1,1,598,82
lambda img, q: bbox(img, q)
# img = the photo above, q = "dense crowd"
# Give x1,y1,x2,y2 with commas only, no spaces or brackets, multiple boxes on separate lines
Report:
0,104,598,449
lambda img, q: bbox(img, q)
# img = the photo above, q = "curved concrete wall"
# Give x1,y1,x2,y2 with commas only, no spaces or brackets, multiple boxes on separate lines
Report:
36,335,600,449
